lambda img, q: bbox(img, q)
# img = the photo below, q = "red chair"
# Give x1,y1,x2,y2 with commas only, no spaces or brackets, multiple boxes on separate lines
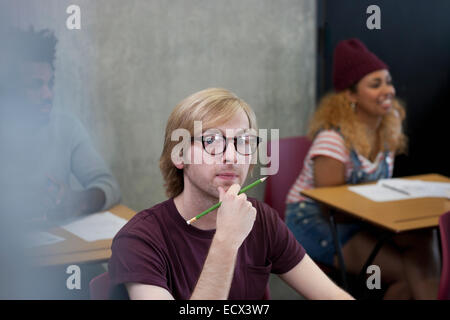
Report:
438,211,450,300
263,136,339,279
263,136,312,220
89,272,110,300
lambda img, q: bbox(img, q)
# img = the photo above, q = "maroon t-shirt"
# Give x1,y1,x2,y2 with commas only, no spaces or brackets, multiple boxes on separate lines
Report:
108,198,305,300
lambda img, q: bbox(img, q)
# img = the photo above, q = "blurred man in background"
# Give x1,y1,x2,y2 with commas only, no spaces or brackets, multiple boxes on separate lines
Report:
0,27,121,299
0,27,121,226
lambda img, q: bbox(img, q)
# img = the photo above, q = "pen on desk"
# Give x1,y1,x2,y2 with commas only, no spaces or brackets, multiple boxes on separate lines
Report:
186,177,268,225
381,183,410,196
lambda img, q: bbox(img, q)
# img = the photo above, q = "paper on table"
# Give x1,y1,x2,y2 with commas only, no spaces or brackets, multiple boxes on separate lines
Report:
61,211,128,242
378,179,450,199
25,231,65,248
348,179,450,202
348,184,411,202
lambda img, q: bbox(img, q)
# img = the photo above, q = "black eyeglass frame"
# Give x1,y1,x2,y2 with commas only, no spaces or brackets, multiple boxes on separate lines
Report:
190,134,262,156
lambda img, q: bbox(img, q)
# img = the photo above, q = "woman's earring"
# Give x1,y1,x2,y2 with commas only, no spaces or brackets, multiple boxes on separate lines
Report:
350,102,356,111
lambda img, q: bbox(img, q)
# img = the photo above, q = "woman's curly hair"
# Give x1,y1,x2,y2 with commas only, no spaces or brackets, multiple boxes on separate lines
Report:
308,91,408,159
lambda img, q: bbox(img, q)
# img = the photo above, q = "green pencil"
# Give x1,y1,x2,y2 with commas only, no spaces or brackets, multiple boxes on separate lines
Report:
186,177,268,225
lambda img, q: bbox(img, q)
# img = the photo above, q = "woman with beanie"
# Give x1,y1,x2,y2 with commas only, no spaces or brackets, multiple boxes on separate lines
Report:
285,39,440,299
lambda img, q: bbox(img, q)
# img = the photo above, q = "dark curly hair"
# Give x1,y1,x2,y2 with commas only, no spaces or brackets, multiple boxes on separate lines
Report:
0,27,57,95
8,26,57,68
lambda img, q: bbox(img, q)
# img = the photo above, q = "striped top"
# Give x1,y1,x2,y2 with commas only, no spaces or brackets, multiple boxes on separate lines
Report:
286,130,394,204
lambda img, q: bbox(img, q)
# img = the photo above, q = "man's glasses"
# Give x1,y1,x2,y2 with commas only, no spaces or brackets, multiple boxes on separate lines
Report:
191,133,261,156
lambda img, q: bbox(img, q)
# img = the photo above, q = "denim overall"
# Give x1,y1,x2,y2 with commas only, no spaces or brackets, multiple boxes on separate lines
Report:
286,146,392,266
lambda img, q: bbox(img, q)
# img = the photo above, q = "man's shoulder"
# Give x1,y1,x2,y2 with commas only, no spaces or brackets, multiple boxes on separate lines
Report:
48,112,85,135
114,199,174,239
248,197,274,210
248,197,281,220
50,111,79,125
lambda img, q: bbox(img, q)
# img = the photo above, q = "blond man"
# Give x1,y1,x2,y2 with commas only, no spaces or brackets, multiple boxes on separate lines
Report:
108,88,353,300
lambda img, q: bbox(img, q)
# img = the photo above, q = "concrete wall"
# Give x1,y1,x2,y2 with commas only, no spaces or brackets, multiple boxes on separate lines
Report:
4,0,316,212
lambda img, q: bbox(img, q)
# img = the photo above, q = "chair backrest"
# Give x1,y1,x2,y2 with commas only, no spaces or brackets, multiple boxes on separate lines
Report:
438,211,450,300
263,136,312,220
89,271,110,300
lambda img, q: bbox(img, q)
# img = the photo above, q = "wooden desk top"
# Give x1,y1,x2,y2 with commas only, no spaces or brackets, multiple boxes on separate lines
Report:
300,174,450,233
29,204,136,266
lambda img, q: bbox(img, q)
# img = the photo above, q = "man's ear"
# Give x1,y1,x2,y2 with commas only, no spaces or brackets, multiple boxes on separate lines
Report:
172,150,185,170
174,160,184,170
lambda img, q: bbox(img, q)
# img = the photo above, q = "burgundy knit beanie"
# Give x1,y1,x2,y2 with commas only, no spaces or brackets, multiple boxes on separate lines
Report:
332,38,388,91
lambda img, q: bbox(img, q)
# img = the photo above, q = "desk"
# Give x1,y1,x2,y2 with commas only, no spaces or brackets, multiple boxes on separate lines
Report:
29,204,136,266
301,174,450,233
300,173,450,290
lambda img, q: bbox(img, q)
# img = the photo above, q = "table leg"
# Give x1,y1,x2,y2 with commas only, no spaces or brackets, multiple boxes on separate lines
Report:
355,232,391,299
327,208,349,290
358,233,391,281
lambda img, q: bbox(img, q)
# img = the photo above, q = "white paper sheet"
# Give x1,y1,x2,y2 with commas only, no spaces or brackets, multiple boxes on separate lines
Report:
25,231,65,248
348,184,411,202
348,179,450,202
378,179,450,199
61,211,128,242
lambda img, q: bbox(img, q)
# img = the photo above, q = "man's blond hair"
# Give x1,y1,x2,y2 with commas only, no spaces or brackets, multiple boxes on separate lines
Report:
159,88,258,198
